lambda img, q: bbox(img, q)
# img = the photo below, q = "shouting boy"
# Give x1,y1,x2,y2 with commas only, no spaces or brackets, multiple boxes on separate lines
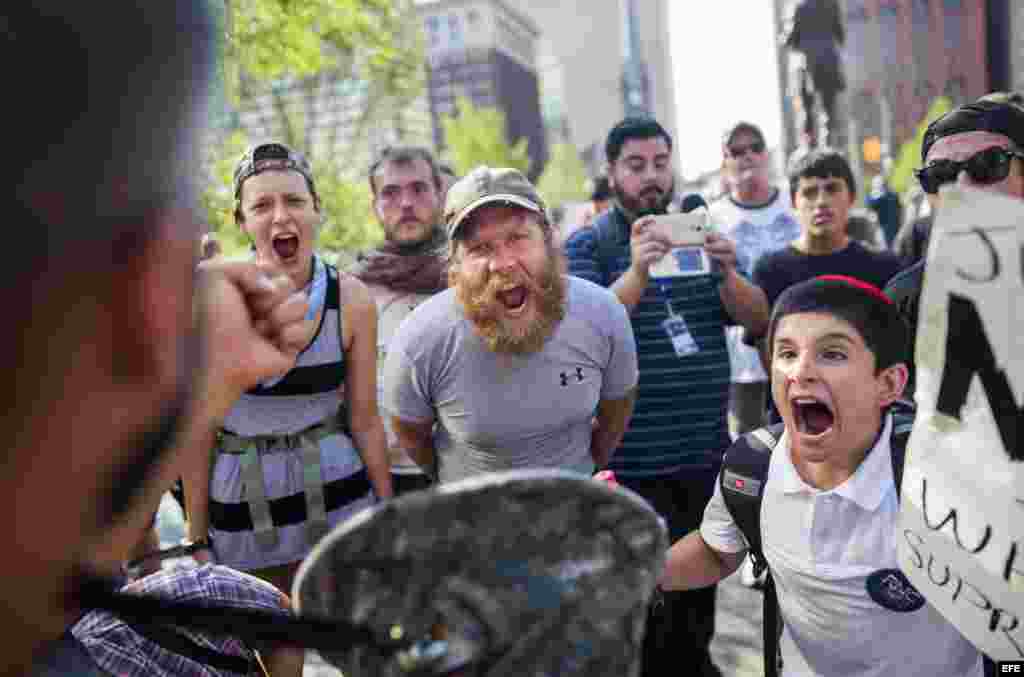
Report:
659,275,982,677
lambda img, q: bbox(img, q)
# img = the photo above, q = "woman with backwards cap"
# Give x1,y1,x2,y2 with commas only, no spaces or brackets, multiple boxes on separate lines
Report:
182,142,392,595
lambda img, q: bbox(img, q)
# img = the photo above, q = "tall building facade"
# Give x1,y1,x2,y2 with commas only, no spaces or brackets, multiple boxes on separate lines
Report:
776,0,989,168
417,0,548,179
515,0,679,176
1000,0,1024,93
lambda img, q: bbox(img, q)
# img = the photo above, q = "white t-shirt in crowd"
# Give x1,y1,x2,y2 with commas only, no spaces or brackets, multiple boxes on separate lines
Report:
367,284,435,475
700,415,982,677
709,189,801,383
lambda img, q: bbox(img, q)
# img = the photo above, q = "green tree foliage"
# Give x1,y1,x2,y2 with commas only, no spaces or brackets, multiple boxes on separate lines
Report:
441,96,531,176
201,130,251,258
537,142,589,211
221,0,422,104
889,96,953,196
313,161,383,254
201,0,418,255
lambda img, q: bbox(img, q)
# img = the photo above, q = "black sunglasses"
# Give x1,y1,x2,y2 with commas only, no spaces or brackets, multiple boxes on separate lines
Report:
728,141,765,157
915,146,1024,194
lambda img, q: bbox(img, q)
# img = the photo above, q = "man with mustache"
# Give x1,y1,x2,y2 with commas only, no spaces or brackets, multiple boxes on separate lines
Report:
355,146,449,494
383,167,639,484
564,117,771,677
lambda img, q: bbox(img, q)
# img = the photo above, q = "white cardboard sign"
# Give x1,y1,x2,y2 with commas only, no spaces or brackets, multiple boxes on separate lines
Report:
897,185,1024,660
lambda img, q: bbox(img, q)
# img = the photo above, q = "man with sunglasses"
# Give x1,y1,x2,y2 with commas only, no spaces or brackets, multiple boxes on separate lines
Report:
886,96,1024,396
710,122,801,439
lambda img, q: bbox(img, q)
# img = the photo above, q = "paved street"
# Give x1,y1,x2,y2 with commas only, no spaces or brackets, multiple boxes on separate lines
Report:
157,493,763,677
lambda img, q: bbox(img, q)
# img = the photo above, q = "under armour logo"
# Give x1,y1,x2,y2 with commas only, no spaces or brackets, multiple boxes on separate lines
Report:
560,367,585,386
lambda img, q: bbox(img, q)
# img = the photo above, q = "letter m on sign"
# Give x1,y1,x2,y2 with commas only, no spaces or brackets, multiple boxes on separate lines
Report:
936,293,1022,461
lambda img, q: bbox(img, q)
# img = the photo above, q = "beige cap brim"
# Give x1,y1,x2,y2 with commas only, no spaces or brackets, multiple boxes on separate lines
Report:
448,194,544,240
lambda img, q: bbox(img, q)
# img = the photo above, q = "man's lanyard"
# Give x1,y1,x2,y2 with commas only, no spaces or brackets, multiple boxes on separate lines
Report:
656,280,679,319
656,278,700,357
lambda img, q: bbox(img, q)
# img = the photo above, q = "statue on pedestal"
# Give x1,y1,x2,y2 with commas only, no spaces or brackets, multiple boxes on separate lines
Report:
782,0,846,149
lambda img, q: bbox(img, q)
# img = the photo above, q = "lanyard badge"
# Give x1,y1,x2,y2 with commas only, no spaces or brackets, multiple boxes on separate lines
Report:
659,283,699,357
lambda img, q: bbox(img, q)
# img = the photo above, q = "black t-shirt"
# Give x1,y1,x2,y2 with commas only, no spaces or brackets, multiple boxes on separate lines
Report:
884,260,924,396
754,239,905,312
748,240,906,423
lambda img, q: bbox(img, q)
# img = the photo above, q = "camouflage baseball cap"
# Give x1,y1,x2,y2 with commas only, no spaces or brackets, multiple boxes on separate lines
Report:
444,166,547,240
232,142,316,200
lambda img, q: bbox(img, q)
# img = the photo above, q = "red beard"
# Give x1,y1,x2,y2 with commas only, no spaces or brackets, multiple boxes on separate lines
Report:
452,249,567,355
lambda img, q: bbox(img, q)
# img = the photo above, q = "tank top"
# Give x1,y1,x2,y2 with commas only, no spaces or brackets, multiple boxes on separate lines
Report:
222,264,346,436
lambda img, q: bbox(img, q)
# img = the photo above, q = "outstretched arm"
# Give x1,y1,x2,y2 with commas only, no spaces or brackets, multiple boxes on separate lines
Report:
659,531,746,591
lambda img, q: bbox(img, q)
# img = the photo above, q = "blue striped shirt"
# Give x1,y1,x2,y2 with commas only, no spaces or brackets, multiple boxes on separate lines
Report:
564,208,732,477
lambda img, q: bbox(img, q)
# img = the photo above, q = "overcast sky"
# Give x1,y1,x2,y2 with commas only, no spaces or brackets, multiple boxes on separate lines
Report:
669,1,784,180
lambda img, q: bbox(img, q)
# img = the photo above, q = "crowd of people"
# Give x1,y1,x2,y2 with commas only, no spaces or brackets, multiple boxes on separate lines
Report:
10,3,1024,676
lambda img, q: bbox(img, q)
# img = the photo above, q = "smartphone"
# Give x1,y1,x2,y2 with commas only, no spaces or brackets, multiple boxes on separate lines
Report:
649,212,710,247
648,212,712,277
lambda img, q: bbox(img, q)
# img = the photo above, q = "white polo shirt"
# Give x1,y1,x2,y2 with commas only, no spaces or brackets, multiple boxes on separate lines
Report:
701,415,982,677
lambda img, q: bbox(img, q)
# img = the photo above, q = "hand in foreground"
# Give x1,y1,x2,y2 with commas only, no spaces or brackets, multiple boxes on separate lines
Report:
195,260,313,416
629,216,672,277
703,232,739,273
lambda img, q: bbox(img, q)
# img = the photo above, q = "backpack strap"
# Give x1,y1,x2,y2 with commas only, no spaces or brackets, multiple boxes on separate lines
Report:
720,423,784,677
762,570,784,677
720,424,783,576
589,209,627,286
888,399,915,500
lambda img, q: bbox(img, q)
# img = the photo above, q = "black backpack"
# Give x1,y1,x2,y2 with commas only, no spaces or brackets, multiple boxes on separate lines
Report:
719,401,915,677
585,209,629,285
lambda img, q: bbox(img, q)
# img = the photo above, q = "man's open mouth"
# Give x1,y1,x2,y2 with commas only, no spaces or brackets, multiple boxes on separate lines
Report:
792,397,835,437
272,234,300,260
495,285,529,314
812,212,833,226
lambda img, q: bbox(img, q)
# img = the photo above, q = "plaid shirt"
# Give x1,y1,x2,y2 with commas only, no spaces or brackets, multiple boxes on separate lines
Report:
72,564,289,676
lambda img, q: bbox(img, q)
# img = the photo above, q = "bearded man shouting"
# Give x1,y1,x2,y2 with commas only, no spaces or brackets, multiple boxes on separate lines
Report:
383,167,638,483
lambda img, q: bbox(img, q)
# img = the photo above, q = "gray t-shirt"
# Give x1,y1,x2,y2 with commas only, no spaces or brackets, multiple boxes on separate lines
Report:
384,275,638,483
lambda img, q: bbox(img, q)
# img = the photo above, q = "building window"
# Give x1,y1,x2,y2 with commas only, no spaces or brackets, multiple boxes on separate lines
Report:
845,0,868,22
448,13,462,48
943,0,963,53
878,1,901,68
425,16,440,47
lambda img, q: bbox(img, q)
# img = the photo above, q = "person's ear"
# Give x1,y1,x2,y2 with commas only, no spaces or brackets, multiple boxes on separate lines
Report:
876,362,909,407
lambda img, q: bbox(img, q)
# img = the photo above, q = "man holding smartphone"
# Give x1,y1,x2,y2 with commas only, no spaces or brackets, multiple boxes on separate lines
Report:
564,117,770,677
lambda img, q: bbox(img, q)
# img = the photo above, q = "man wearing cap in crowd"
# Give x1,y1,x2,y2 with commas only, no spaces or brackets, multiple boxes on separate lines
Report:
886,94,1024,395
383,166,639,483
710,121,802,438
